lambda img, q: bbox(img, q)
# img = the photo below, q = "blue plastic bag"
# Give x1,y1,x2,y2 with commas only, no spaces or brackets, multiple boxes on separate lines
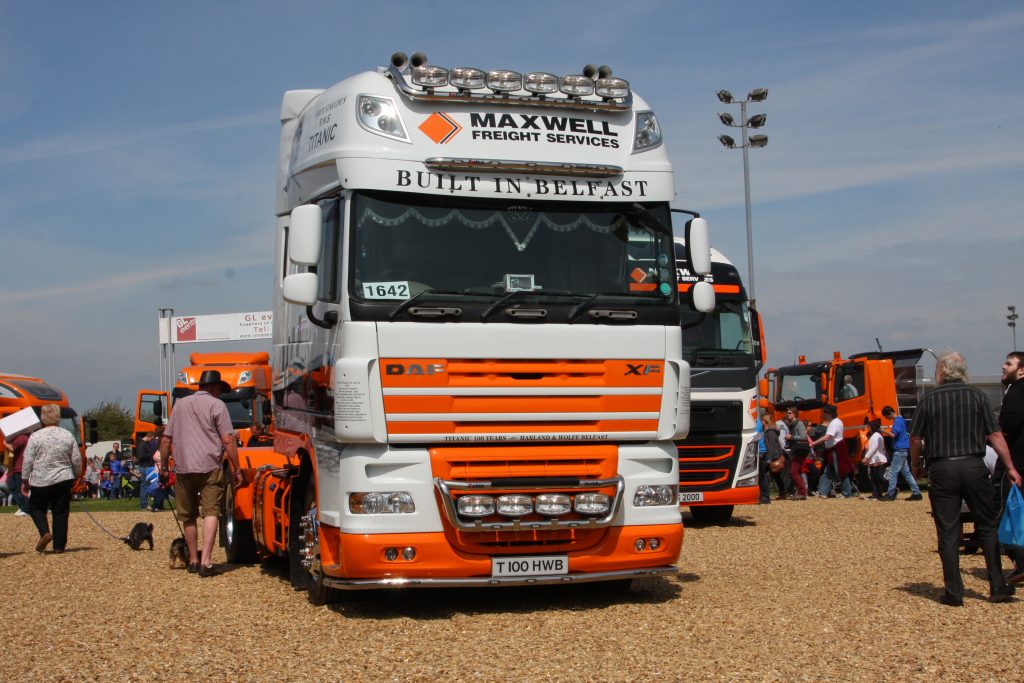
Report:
998,485,1024,548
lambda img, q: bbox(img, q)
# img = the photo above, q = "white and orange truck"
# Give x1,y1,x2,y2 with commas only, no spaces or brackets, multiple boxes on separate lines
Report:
672,239,765,523
134,352,273,448
220,52,716,603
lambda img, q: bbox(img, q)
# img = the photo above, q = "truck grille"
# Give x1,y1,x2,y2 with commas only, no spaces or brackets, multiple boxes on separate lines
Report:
430,444,620,555
381,358,663,443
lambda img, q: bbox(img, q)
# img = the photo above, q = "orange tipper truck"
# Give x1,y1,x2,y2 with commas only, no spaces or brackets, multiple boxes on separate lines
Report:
134,352,273,447
223,52,717,604
0,373,96,487
759,349,929,462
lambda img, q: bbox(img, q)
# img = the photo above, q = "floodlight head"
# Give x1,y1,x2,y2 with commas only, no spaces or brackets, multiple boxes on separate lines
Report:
718,134,736,148
716,89,734,103
747,113,767,128
749,134,768,148
718,112,735,126
747,88,768,102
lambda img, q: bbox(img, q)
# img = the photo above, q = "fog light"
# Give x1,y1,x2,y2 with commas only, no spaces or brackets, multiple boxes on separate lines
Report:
595,77,629,99
487,70,522,92
524,72,558,94
535,493,571,516
450,67,485,90
457,495,495,517
384,547,399,561
496,494,532,517
402,547,416,561
634,538,646,551
633,484,676,507
575,492,610,515
412,65,448,88
649,538,661,551
560,75,595,97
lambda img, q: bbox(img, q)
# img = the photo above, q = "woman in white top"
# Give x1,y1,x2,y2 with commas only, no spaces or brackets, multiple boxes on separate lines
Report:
21,404,82,553
862,419,888,500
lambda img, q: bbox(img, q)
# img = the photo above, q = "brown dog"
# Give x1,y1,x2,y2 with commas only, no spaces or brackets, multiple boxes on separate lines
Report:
169,537,202,569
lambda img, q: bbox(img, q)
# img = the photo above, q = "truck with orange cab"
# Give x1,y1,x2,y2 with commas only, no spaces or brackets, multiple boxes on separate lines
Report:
0,372,97,489
219,51,718,603
134,352,273,448
759,349,930,463
672,238,765,523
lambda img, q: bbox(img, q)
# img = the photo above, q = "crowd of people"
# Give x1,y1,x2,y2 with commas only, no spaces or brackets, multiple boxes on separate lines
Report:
757,403,922,503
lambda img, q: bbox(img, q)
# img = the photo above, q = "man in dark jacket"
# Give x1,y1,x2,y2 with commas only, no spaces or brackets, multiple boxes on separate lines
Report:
997,351,1024,584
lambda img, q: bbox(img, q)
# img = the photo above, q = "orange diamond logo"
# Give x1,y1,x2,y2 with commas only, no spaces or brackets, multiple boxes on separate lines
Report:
419,112,462,144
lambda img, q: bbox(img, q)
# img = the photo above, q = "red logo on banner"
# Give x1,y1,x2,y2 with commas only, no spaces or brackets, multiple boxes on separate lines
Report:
176,317,197,342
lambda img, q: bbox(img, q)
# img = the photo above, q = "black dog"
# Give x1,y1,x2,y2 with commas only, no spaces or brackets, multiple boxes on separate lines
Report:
169,537,202,569
124,522,154,550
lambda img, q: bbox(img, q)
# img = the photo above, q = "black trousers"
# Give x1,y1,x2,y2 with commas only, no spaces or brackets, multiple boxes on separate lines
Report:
929,458,1008,600
29,479,74,551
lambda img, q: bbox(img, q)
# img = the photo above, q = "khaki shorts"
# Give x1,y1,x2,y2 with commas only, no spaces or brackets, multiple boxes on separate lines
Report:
175,468,225,522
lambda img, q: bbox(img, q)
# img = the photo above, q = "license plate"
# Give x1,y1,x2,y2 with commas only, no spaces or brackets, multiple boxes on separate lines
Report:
679,492,705,503
492,555,568,578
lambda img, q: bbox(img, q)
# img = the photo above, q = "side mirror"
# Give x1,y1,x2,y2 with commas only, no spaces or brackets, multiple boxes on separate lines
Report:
758,377,769,399
691,280,715,313
289,205,322,266
684,217,711,275
283,272,319,306
750,307,766,369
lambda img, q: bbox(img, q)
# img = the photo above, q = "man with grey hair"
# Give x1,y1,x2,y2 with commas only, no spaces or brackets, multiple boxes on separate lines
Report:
910,350,1021,606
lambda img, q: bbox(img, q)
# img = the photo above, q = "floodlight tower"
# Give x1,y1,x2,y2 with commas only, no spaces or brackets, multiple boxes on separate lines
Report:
716,88,767,301
1009,305,1019,350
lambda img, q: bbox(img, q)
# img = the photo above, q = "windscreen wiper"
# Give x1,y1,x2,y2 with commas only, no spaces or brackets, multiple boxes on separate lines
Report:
567,294,637,323
481,289,580,321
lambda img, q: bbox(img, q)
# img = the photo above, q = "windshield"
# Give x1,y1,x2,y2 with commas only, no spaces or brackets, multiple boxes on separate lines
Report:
350,192,676,304
172,387,255,430
680,300,753,357
774,366,828,405
60,416,82,447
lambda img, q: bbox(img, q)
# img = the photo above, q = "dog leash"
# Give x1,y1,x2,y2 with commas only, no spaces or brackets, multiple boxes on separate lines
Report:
74,498,131,544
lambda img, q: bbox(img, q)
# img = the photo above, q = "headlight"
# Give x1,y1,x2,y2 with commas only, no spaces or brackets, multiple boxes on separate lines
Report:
456,495,495,517
496,494,533,517
736,441,759,480
633,111,662,152
237,370,252,384
349,491,415,514
177,371,188,384
574,492,611,515
535,493,572,516
633,484,676,507
356,95,409,142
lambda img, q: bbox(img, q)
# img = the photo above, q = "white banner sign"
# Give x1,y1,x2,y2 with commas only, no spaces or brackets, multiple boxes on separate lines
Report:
158,311,273,344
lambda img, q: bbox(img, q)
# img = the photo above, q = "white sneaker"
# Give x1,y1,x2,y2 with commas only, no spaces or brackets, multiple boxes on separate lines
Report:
14,509,29,516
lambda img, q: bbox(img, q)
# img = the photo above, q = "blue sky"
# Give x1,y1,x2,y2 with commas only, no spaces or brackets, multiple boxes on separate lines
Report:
1,1,1023,411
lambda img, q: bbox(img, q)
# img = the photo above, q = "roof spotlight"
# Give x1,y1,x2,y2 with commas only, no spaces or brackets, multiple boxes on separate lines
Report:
716,89,734,103
718,112,735,126
747,113,767,128
747,88,768,102
718,134,736,148
749,134,768,148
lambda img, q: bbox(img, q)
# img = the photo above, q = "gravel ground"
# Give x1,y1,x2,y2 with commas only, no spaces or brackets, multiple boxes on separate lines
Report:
4,494,1022,682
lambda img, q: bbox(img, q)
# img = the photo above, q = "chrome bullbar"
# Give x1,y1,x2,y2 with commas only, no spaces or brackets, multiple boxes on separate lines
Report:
434,476,625,532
